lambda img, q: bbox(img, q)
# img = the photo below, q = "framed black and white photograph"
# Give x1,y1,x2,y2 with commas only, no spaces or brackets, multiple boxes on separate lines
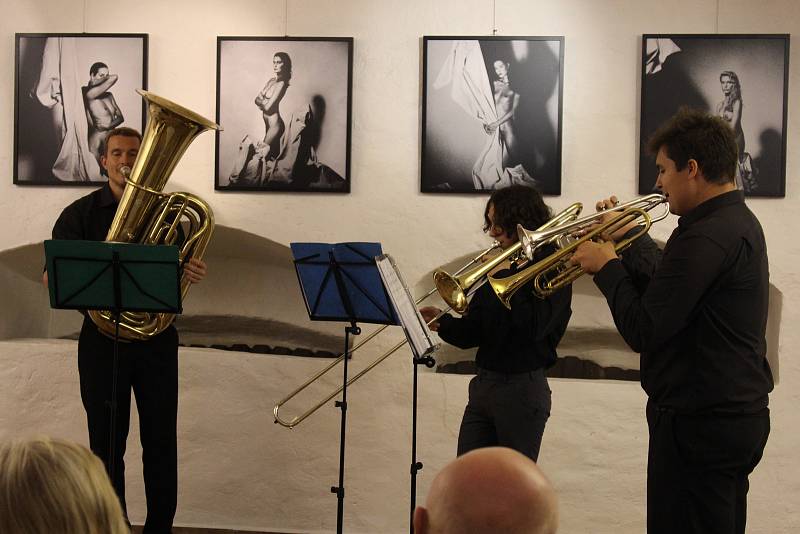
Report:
215,37,353,192
421,36,564,194
639,34,789,197
14,33,148,185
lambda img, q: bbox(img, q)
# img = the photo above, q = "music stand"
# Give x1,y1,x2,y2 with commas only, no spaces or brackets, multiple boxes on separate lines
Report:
375,254,439,534
44,239,181,485
291,242,396,534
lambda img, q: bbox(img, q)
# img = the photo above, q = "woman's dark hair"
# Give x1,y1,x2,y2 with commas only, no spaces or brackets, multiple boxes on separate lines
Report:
491,58,512,87
484,185,552,238
647,107,737,184
274,52,292,81
89,62,108,77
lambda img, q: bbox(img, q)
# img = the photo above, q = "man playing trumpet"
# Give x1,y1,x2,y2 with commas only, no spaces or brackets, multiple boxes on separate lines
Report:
571,109,773,534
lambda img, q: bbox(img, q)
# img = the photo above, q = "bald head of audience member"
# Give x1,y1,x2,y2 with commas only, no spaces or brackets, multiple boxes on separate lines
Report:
414,447,558,534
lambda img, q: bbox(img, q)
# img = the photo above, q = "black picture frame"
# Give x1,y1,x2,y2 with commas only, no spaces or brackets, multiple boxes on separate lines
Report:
215,36,353,193
639,34,790,197
421,36,564,195
14,33,148,186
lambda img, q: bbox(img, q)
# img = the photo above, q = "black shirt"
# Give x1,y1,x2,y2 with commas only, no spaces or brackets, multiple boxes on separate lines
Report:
51,183,186,250
437,262,572,374
595,190,774,414
52,182,119,242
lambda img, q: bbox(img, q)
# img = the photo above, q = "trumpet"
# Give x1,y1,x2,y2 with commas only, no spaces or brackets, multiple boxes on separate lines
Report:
489,194,668,306
273,203,584,428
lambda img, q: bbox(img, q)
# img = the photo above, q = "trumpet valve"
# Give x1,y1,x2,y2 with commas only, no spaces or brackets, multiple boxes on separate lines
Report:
555,234,579,250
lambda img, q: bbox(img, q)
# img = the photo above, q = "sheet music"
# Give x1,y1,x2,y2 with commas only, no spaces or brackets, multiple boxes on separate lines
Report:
375,254,439,358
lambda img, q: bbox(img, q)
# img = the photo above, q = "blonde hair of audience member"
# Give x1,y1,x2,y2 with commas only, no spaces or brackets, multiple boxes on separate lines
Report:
0,437,128,534
414,447,558,534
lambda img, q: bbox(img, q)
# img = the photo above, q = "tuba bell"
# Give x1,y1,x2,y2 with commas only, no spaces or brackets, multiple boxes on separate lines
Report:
88,90,219,341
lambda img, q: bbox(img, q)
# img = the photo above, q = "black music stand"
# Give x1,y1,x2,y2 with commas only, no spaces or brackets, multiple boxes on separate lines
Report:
44,239,181,485
291,242,396,534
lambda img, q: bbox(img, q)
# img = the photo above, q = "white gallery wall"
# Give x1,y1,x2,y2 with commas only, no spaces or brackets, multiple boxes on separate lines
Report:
1,0,799,532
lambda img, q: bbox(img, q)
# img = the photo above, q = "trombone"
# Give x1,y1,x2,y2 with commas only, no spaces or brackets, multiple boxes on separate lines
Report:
273,242,500,428
433,202,583,314
489,194,668,306
272,202,584,429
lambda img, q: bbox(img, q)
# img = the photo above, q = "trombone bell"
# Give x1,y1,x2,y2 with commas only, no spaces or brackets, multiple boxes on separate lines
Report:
433,271,469,315
433,241,522,315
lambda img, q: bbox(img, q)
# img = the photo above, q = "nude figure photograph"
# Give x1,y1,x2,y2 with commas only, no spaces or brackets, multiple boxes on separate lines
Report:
422,37,564,194
639,34,788,197
215,37,353,192
14,33,147,185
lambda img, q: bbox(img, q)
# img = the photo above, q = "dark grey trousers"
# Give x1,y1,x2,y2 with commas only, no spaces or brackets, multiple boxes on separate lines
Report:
457,367,551,461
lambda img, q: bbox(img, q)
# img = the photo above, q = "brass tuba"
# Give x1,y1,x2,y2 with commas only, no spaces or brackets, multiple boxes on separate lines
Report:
88,90,219,341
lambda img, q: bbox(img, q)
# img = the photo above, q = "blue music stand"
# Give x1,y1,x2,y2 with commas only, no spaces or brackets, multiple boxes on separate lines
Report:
291,242,397,325
291,242,398,534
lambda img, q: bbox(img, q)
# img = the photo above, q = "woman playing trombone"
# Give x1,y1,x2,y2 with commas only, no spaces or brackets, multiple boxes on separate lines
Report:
420,185,573,461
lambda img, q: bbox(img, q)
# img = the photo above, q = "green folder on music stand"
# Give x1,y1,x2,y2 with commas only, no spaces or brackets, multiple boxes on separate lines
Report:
44,239,181,314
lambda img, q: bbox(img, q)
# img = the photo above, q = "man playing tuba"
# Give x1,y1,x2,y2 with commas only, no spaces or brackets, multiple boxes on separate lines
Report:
43,127,207,533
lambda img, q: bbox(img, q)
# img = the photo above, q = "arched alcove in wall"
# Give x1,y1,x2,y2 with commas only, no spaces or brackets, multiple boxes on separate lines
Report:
0,225,343,355
0,228,780,382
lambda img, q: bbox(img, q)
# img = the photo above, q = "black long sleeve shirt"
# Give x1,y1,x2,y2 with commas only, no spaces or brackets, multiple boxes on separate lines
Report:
594,190,773,414
437,262,572,374
51,182,187,252
52,183,119,242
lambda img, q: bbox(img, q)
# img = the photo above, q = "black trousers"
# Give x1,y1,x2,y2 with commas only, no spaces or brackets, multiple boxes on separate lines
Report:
78,319,179,534
457,368,551,461
646,401,770,534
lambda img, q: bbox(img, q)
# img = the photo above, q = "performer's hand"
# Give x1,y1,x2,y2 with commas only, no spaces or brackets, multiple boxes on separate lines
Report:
574,196,634,242
594,195,619,213
569,240,617,274
483,122,498,134
419,306,443,331
596,196,637,241
184,258,207,284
